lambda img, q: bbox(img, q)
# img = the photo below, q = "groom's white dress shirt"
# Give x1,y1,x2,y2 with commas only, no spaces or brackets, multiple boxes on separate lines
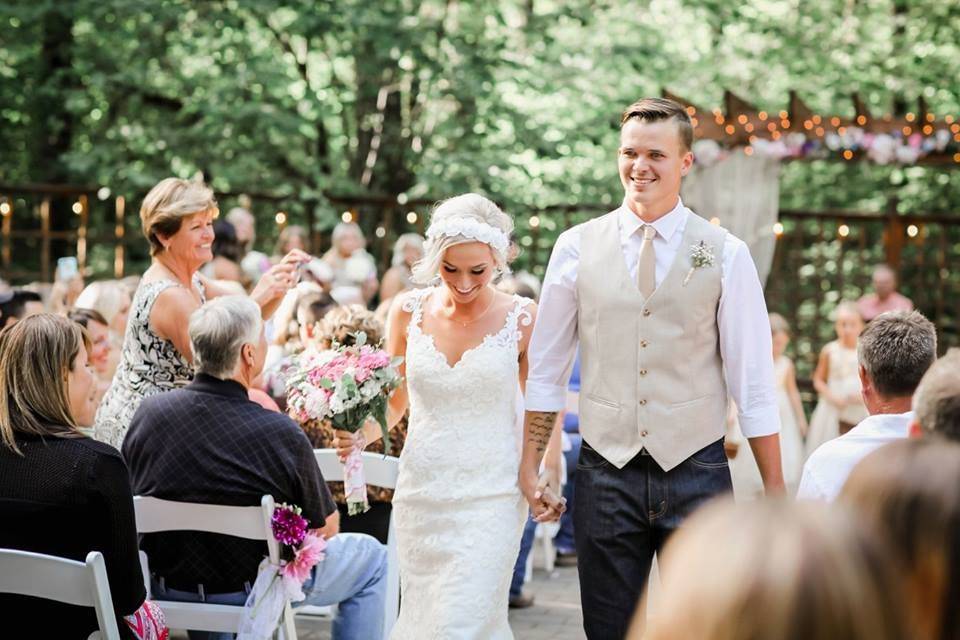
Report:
526,198,779,440
796,411,913,502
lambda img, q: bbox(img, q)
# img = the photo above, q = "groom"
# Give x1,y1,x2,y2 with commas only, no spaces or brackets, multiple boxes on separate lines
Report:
520,97,784,638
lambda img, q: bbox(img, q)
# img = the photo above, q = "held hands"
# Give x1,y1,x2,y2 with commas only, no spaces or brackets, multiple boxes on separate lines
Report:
520,468,566,524
250,249,311,307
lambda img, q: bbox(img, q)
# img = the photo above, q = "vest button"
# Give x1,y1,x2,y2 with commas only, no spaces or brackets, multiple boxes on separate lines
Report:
640,340,649,348
640,369,647,376
643,309,651,317
639,399,647,406
641,430,649,437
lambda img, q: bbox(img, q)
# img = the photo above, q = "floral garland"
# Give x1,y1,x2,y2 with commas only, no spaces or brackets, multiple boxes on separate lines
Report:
693,127,959,167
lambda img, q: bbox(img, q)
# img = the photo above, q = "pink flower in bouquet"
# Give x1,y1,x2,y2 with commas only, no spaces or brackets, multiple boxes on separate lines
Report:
281,532,327,583
271,506,308,546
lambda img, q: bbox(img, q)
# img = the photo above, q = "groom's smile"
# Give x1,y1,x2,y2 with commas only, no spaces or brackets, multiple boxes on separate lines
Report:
618,118,693,221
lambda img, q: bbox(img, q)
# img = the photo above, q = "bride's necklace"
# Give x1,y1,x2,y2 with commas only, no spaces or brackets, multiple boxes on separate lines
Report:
446,290,496,328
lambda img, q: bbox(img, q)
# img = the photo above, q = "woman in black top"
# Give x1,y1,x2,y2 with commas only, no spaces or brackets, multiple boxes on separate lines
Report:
0,314,146,639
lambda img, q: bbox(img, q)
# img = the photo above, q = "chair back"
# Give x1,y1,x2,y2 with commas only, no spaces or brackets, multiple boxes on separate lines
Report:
0,548,121,639
313,449,401,640
133,494,296,639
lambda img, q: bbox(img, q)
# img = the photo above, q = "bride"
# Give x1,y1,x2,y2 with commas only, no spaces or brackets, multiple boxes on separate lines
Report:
334,193,560,638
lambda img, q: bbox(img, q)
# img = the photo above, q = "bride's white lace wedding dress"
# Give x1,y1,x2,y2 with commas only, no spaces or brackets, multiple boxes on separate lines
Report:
391,287,532,639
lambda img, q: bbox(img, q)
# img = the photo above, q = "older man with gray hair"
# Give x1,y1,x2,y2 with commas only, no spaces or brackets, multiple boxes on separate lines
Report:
798,310,937,501
123,295,387,640
909,348,960,442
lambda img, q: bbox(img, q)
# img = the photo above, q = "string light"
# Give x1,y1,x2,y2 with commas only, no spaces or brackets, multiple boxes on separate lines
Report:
406,212,418,224
946,115,955,124
812,115,822,125
72,201,83,214
830,117,841,127
773,222,784,236
375,226,386,238
686,106,697,116
0,202,10,216
744,123,754,132
803,120,813,130
737,114,748,125
842,150,854,160
691,117,699,127
923,125,933,135
341,211,353,223
709,217,721,225
767,122,777,132
778,111,788,119
780,118,791,128
815,127,825,136
926,113,935,123
744,146,754,156
906,113,916,122
97,187,111,201
838,224,850,238
856,115,867,125
771,131,782,140
907,224,919,238
838,126,847,135
758,111,768,120
529,215,541,228
725,124,735,135
274,211,287,225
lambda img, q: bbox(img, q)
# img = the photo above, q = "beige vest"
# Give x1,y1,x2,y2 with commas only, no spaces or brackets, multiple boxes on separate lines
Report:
576,210,728,471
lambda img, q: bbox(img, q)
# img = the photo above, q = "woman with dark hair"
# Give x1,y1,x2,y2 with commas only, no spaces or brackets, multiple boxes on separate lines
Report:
0,314,149,638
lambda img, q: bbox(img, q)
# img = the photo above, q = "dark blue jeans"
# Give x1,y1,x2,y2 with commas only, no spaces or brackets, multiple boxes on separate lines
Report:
574,438,733,639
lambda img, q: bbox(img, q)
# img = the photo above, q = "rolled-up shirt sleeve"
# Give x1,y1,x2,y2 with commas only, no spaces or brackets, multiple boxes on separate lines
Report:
525,228,581,412
718,238,781,438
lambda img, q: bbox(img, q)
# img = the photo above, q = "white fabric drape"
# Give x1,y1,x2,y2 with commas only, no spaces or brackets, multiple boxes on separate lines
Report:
681,154,781,285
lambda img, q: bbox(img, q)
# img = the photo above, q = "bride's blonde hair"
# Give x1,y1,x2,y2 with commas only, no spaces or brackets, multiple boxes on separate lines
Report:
411,193,514,285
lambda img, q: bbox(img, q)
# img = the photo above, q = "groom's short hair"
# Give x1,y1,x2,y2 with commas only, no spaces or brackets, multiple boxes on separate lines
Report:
621,97,694,152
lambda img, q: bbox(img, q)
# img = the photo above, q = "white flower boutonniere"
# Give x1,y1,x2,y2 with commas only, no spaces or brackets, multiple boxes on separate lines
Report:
683,241,716,286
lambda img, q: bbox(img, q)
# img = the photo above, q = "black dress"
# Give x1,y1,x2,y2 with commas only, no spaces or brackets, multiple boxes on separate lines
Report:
0,431,145,639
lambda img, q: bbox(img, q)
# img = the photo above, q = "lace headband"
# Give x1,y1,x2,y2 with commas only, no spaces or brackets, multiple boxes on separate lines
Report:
426,218,510,255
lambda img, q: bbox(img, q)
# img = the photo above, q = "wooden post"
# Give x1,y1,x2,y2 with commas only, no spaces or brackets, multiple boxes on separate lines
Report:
40,198,51,282
77,194,88,271
114,196,125,278
883,197,904,270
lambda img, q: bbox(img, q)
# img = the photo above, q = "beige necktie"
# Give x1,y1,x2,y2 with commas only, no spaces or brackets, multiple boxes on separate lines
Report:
637,225,656,298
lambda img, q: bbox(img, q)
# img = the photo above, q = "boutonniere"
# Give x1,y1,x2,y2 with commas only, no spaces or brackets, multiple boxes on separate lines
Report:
683,241,715,286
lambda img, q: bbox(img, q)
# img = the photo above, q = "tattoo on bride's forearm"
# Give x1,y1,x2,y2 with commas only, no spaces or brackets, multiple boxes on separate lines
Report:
526,412,558,454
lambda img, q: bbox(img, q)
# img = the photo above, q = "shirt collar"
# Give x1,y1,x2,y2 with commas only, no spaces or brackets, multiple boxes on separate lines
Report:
851,411,914,437
618,198,688,243
188,373,250,400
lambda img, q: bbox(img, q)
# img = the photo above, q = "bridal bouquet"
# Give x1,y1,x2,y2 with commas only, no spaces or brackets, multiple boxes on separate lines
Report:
286,332,403,515
239,504,326,639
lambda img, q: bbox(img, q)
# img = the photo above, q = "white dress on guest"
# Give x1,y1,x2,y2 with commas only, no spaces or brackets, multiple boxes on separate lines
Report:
805,341,868,460
775,355,805,492
391,288,531,639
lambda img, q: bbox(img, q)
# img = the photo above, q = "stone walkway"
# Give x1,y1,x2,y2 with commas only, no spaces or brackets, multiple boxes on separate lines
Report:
171,544,585,639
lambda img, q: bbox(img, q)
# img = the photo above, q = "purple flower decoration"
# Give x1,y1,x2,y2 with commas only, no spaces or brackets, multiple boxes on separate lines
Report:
272,505,308,546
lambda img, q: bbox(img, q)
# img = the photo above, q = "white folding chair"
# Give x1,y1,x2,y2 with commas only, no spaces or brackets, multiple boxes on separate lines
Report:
313,449,400,640
133,494,296,639
0,548,121,640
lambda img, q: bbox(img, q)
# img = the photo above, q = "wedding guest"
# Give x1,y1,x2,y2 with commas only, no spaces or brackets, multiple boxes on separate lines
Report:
225,206,256,255
262,287,337,409
0,289,43,327
274,224,308,257
630,500,907,640
770,313,807,491
67,308,114,409
379,233,424,302
797,311,936,501
857,264,913,322
202,220,246,285
804,301,867,457
123,296,387,640
322,222,378,305
840,439,960,640
75,281,132,338
48,261,85,315
0,314,147,638
909,349,960,441
296,304,405,544
93,177,306,449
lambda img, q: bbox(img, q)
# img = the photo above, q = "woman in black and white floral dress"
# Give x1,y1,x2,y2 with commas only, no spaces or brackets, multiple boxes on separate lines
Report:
93,177,306,448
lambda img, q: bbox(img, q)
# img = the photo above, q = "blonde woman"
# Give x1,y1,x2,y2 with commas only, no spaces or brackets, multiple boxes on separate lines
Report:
631,499,907,640
321,222,379,304
76,280,132,379
0,315,148,636
332,193,550,639
379,233,425,302
93,177,307,448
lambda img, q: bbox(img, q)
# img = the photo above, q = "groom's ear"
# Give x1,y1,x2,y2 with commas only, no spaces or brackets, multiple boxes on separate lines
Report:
680,149,694,176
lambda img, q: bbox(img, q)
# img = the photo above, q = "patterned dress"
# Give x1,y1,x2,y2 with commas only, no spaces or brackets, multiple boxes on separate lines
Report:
93,275,206,449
